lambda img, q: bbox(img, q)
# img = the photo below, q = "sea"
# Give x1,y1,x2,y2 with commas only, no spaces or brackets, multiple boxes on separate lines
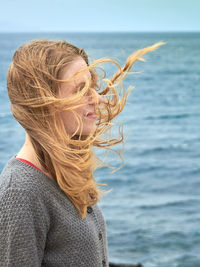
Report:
0,32,200,267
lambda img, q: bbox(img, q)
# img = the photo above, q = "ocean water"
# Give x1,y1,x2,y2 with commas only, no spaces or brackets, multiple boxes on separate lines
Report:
0,32,200,267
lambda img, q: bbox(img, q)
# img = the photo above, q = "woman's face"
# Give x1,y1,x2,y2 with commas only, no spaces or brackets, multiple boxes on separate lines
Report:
59,57,103,136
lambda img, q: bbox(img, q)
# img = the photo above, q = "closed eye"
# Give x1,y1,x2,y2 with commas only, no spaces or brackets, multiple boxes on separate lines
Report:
77,81,97,92
78,82,87,90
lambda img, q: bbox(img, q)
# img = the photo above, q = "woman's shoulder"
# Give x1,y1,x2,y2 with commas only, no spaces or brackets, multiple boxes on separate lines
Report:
0,156,61,198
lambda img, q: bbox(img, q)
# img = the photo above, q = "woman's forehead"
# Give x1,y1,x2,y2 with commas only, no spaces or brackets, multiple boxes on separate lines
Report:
61,57,91,83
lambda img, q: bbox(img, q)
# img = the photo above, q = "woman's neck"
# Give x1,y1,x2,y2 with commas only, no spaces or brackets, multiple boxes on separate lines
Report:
17,133,53,179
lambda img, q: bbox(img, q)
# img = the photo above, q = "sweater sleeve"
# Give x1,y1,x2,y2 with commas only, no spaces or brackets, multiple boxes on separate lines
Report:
0,187,49,267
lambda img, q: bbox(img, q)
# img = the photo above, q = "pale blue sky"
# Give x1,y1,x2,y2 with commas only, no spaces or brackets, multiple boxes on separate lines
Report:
0,0,200,32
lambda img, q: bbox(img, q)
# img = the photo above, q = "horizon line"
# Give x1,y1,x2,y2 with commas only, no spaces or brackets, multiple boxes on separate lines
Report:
0,30,200,34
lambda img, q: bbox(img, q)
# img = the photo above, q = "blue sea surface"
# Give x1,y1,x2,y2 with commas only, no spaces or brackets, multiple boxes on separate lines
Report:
0,32,200,267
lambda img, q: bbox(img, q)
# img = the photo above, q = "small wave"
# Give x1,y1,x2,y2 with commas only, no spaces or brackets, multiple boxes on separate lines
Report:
138,198,198,210
176,254,200,267
181,168,200,176
159,69,189,75
137,143,189,156
160,231,186,239
144,113,191,121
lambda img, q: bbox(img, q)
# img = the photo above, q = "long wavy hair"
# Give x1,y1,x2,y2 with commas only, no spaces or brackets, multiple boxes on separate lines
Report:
7,40,164,218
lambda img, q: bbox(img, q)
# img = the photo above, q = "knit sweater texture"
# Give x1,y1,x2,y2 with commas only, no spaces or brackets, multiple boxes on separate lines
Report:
0,156,108,267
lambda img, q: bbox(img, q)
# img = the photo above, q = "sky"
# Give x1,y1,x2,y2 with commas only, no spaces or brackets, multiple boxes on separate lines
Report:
0,0,200,32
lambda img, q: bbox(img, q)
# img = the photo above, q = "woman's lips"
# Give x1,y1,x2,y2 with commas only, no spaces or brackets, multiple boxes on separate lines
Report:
86,112,97,120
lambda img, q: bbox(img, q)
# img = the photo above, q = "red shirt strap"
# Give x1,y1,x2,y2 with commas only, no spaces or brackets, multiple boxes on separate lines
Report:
16,158,43,173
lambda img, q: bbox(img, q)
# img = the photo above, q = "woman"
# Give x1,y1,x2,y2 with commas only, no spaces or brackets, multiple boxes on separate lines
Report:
0,40,163,266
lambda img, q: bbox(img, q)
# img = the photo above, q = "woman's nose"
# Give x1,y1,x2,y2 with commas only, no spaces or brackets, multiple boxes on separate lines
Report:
97,92,104,104
91,89,104,104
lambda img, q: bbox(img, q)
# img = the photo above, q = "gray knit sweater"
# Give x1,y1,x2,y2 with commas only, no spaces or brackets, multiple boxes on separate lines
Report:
0,156,108,267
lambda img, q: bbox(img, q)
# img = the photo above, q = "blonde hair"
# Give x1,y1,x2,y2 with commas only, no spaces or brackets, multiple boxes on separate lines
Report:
7,40,164,218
